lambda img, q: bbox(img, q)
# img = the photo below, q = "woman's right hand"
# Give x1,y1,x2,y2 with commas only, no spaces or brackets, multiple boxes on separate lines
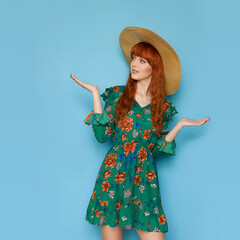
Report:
70,74,103,114
70,74,99,93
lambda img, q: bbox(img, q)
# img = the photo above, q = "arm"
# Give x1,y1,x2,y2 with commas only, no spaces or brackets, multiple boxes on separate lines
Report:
83,87,116,143
164,121,182,143
69,75,124,143
151,98,210,157
92,88,104,114
152,121,182,157
151,100,179,157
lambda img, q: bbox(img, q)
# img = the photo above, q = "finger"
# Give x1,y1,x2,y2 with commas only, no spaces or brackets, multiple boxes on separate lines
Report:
198,119,206,125
202,119,208,125
71,75,78,81
73,76,80,82
71,75,76,80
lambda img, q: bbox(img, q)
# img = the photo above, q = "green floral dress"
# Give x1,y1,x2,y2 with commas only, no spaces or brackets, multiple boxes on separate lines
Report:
83,85,178,233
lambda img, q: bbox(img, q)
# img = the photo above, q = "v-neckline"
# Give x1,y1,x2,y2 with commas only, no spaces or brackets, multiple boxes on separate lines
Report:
135,100,151,109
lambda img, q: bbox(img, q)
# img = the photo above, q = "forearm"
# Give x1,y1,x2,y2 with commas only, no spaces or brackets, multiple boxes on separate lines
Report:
165,121,183,142
84,90,114,143
92,89,103,114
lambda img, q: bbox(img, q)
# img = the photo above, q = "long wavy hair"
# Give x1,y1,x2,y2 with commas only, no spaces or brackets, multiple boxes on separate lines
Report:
115,42,166,137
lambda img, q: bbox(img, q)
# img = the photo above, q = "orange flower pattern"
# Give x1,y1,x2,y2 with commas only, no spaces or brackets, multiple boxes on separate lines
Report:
83,85,178,233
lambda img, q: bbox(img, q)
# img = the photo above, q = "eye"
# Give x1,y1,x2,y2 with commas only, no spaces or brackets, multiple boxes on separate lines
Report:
140,59,146,63
131,55,136,60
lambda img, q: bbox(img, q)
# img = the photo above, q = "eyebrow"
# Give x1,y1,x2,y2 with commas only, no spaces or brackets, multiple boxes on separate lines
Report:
131,54,146,60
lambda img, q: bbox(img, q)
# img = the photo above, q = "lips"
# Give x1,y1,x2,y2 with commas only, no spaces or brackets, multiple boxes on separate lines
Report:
132,69,139,73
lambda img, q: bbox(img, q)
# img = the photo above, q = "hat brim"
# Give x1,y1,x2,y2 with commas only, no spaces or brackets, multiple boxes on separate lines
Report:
119,26,181,96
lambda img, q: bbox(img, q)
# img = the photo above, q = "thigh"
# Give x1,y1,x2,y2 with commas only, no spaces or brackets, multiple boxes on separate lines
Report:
100,225,123,240
135,228,165,240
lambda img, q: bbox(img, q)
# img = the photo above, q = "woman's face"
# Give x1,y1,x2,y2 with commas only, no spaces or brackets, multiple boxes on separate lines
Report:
130,54,152,81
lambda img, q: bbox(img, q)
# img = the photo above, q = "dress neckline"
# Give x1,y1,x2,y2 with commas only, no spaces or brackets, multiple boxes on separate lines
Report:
135,100,151,109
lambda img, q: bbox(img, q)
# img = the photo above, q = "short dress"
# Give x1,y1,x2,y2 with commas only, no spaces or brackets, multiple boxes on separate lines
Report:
83,85,178,233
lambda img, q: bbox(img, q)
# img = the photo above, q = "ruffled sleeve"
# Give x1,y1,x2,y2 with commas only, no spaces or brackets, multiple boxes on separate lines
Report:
83,85,124,143
84,110,112,126
152,99,178,157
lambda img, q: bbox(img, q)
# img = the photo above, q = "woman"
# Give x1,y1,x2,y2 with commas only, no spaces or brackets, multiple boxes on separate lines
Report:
71,27,210,240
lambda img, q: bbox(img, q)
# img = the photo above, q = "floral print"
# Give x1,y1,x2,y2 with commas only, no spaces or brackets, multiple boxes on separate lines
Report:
83,85,178,232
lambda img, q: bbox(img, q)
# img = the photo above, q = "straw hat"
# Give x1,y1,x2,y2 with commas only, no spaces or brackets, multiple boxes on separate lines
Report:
119,26,181,96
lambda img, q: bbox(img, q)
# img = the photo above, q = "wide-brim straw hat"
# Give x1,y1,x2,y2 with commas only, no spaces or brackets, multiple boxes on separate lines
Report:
119,26,181,96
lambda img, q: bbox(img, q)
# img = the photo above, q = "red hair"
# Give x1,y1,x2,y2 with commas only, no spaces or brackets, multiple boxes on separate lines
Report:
115,42,166,136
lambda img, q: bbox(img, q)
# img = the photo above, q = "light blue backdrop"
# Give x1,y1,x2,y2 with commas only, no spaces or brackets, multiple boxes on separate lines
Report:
0,0,239,239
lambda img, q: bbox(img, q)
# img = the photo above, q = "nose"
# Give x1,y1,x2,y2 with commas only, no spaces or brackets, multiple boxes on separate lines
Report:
131,58,139,68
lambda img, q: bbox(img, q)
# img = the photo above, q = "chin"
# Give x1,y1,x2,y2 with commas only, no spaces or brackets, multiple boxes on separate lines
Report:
131,75,140,80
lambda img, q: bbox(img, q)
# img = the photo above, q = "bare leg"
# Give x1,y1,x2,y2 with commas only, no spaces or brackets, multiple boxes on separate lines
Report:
136,228,165,240
100,225,123,240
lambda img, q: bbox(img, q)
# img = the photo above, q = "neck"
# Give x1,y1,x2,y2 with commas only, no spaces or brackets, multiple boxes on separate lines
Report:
136,79,151,97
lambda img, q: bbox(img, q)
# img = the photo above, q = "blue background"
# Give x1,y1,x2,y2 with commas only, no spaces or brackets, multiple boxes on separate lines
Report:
0,0,239,239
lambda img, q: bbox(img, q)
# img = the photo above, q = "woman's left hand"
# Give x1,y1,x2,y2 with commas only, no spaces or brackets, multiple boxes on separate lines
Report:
179,117,210,127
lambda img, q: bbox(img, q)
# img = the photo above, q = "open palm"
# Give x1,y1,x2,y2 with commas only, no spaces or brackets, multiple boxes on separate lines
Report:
180,117,210,127
70,74,99,93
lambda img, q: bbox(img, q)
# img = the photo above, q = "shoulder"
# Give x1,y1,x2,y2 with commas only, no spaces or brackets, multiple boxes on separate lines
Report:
163,98,178,120
100,85,125,105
